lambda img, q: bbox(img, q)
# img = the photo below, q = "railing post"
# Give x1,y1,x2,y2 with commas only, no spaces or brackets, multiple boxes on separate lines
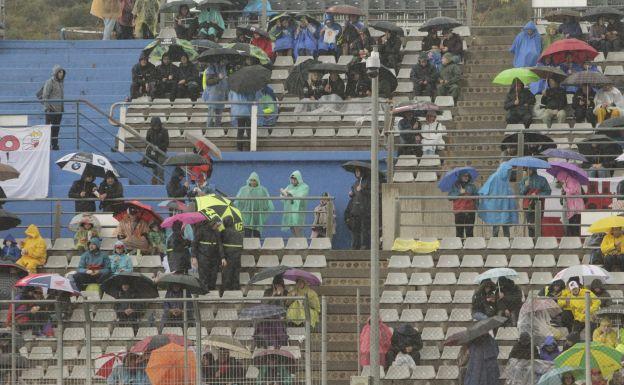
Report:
193,299,202,385
75,102,80,150
53,201,62,241
321,296,327,385
518,129,525,157
84,302,92,385
326,199,335,240
356,288,361,375
535,199,542,238
387,130,395,184
250,104,258,152
585,291,592,385
55,302,63,385
393,198,401,240
10,289,15,385
303,296,312,385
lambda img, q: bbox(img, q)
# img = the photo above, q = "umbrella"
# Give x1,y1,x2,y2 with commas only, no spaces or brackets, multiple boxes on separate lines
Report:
252,348,296,362
95,352,125,378
131,334,190,354
546,161,589,185
185,131,222,160
190,39,220,52
68,213,102,232
589,216,624,234
309,62,348,73
285,58,322,97
492,68,540,86
161,212,206,229
0,164,19,181
196,0,232,9
196,194,243,230
528,66,567,81
160,0,197,12
555,342,622,378
369,20,404,35
164,153,209,167
418,16,462,32
537,367,584,385
14,273,81,295
544,9,580,22
56,152,118,178
228,65,271,94
600,116,624,128
597,305,624,318
196,47,243,63
541,148,588,162
237,25,270,39
143,37,199,62
294,13,320,26
248,266,289,285
539,39,598,65
101,273,159,299
444,316,507,345
519,298,561,317
0,210,20,231
350,61,397,98
474,268,518,283
341,160,374,174
223,42,271,65
112,200,162,225
240,304,286,319
326,4,364,16
561,71,612,87
507,156,551,169
0,263,28,300
157,273,205,294
553,265,610,283
438,167,478,193
501,132,556,155
282,268,321,286
577,135,622,158
581,7,624,22
158,200,189,212
391,102,439,117
146,343,196,385
204,335,252,358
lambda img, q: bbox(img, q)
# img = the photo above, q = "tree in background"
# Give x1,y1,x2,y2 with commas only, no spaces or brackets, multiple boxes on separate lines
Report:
5,0,96,39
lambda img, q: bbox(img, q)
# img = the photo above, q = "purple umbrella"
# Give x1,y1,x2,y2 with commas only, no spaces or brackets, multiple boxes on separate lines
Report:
283,268,321,286
541,148,588,162
547,161,589,185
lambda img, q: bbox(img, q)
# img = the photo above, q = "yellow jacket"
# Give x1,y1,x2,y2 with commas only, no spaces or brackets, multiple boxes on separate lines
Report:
593,326,618,348
557,288,601,322
601,233,624,255
20,225,47,264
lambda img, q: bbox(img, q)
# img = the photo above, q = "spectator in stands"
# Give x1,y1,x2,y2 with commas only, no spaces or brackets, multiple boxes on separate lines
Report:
116,206,151,253
202,349,244,383
555,170,584,236
253,314,288,348
591,279,611,307
359,317,392,368
9,287,49,334
192,212,223,292
160,283,193,329
166,221,191,274
420,110,446,156
558,280,600,333
68,171,97,213
600,227,624,271
317,14,342,57
229,88,258,152
146,222,165,256
346,166,370,250
98,171,124,212
265,275,288,303
410,52,438,98
174,5,197,40
280,170,310,237
202,59,228,129
378,30,402,74
538,279,565,298
176,53,200,101
287,278,320,328
463,333,499,385
312,193,335,238
606,17,623,52
560,52,582,77
42,65,65,151
145,116,169,184
384,324,422,370
116,0,135,40
395,109,421,157
294,17,318,59
235,172,274,238
91,0,121,40
349,27,374,57
107,352,149,385
188,174,214,197
155,53,179,101
519,167,551,237
73,217,99,252
270,16,296,57
251,30,274,61
449,170,478,239
0,235,20,263
539,336,560,361
542,23,562,51
558,15,582,39
132,0,159,39
73,237,111,289
422,28,440,52
572,86,597,126
496,276,522,325
589,18,609,53
220,216,242,292
510,21,541,68
504,78,535,128
594,84,623,124
189,144,214,185
257,85,279,127
509,332,539,360
114,283,144,333
256,354,293,385
322,71,345,99
440,28,463,61
540,78,567,128
585,141,616,178
16,225,47,273
478,162,518,238
167,167,189,201
198,6,225,40
130,53,156,99
594,318,617,348
436,53,461,103
109,241,132,274
342,14,364,56
302,71,324,101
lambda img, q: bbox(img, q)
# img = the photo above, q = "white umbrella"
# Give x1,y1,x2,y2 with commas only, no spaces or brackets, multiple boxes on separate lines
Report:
552,264,610,284
68,213,102,232
474,268,518,284
56,152,118,178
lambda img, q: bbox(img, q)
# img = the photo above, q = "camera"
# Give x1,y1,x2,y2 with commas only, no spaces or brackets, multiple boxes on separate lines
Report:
366,50,381,78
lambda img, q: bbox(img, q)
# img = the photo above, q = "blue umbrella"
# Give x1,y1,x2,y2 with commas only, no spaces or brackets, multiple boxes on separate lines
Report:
537,366,583,385
474,268,518,283
438,167,478,192
507,156,551,169
541,148,588,162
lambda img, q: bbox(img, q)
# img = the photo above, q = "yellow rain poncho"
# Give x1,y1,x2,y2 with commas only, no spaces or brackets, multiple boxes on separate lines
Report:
16,225,47,273
287,281,320,328
594,319,618,348
558,287,601,322
392,238,440,253
133,0,159,38
90,0,122,19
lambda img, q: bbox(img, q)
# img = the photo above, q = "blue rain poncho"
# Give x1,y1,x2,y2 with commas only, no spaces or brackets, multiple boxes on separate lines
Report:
317,14,342,52
270,23,296,52
510,21,542,68
478,162,519,225
202,62,228,103
243,0,274,17
294,23,319,59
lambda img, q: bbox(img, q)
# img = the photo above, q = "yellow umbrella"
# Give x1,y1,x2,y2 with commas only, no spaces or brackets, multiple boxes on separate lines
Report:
588,216,624,233
555,342,622,379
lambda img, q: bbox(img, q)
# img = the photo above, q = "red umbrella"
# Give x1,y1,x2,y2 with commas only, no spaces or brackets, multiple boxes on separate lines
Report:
539,38,598,64
131,334,191,354
113,200,163,224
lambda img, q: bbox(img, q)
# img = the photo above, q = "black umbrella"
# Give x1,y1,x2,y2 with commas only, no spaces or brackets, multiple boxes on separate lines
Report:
309,62,347,73
197,47,243,63
561,71,613,86
342,160,372,173
418,16,462,32
0,263,27,300
164,153,210,166
528,66,567,81
237,25,270,39
294,13,320,26
370,21,404,36
229,65,271,93
444,316,507,346
577,135,622,156
101,273,159,299
581,6,624,22
191,39,221,52
0,210,20,231
349,61,398,98
248,266,289,285
285,59,322,97
157,273,205,294
196,0,233,8
501,132,556,156
544,9,580,22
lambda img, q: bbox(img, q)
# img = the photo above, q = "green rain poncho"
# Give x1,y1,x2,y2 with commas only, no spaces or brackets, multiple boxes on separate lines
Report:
198,8,225,37
235,172,274,232
542,23,562,51
281,170,310,231
132,0,159,38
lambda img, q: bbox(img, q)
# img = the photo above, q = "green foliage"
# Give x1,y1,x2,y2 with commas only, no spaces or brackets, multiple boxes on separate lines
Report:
475,0,532,26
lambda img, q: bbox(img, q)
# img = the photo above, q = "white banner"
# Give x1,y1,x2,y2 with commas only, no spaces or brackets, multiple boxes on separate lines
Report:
0,125,50,198
533,0,586,7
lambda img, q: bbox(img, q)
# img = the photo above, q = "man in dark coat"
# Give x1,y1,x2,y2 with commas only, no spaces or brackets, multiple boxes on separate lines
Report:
114,283,145,333
98,171,124,212
167,221,191,274
220,217,242,292
378,31,402,73
505,78,535,128
462,333,499,385
145,117,169,184
192,212,223,292
440,28,463,60
68,172,97,213
347,166,371,250
167,167,189,199
384,324,422,370
155,52,179,100
410,52,438,98
130,53,156,99
572,86,597,126
176,53,200,101
422,29,440,51
541,78,568,128
437,53,461,102
471,280,497,320
497,276,523,325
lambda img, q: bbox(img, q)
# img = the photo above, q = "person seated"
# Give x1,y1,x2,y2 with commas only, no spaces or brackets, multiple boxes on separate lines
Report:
0,234,20,263
109,241,132,275
256,354,293,385
384,324,422,371
258,85,279,127
317,14,342,57
538,279,565,298
72,237,111,290
287,278,320,328
606,17,624,52
160,284,193,330
174,4,197,40
504,78,535,128
251,29,274,61
269,16,295,57
303,71,324,100
594,84,624,124
422,28,440,51
420,110,446,156
540,77,567,128
16,225,47,273
593,318,617,348
294,17,317,59
114,283,144,333
509,332,539,360
264,275,289,304
107,352,149,385
378,30,402,73
589,17,609,53
439,28,463,61
9,287,50,335
349,27,374,57
558,16,582,39
591,279,611,308
198,7,224,41
436,53,461,103
585,141,616,178
202,349,244,383
601,226,624,271
130,53,156,100
572,86,597,126
410,52,438,98
155,53,179,101
539,336,560,361
176,53,200,101
397,110,422,157
496,276,522,325
558,280,600,333
322,71,345,99
74,218,99,252
542,23,562,51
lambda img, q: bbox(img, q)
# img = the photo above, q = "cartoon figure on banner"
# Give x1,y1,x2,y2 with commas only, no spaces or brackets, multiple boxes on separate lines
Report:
22,128,43,151
0,134,20,163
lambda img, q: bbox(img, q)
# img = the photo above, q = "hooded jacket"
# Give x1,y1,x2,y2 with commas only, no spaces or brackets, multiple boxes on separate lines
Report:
109,243,133,275
270,22,296,51
166,221,191,273
539,335,560,361
177,59,199,84
167,167,187,199
496,276,523,314
98,171,124,212
504,79,536,111
509,332,539,360
131,54,156,85
317,14,341,52
410,54,439,85
68,173,97,213
77,237,111,275
440,32,463,56
281,171,310,230
146,117,169,153
449,172,478,212
478,162,519,225
20,225,47,264
236,172,274,231
510,21,541,68
438,56,461,85
1,234,20,262
43,65,65,112
294,22,318,59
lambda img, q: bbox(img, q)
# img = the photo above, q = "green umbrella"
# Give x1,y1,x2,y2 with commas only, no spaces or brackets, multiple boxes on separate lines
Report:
555,342,622,378
537,367,584,385
143,37,199,62
493,68,540,86
222,42,270,65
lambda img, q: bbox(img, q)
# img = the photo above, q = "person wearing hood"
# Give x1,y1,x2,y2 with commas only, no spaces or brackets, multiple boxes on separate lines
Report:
235,172,274,238
74,217,99,252
478,162,518,238
505,78,535,128
0,235,20,263
347,167,371,250
449,171,478,239
270,16,296,57
594,84,624,124
317,14,342,57
558,15,582,39
312,192,335,239
471,280,497,320
378,30,402,74
132,0,159,39
593,318,617,348
294,17,318,59
130,53,156,99
600,226,624,272
109,241,133,275
496,276,523,325
540,77,567,128
165,220,191,274
174,4,197,40
198,7,224,40
250,30,274,60
384,324,422,370
543,23,562,51
155,53,179,101
606,17,624,52
176,53,200,101
463,333,499,385
167,167,189,200
98,171,124,212
591,279,611,307
359,318,393,368
229,89,259,152
115,207,151,253
519,167,551,237
73,237,111,290
280,171,310,237
202,58,228,129
16,225,47,273
539,335,560,361
145,116,169,184
510,21,541,68
589,17,609,53
410,52,439,98
538,279,565,298
342,14,364,56
558,280,601,333
42,65,66,150
509,332,539,360
68,171,98,213
220,217,242,292
287,278,320,328
192,211,223,292
439,28,463,61
160,283,194,329
555,170,584,236
436,53,461,103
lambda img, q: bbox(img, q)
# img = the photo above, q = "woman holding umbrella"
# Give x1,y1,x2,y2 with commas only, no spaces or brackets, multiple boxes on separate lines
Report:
518,167,551,238
478,162,518,238
551,163,586,236
444,168,479,239
115,202,157,254
504,78,536,128
107,352,150,385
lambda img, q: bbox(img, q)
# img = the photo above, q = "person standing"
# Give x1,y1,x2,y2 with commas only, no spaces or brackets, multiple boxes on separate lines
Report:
462,333,499,385
509,21,541,68
228,89,257,151
192,212,223,292
145,117,169,184
235,172,274,238
478,162,518,238
90,0,121,40
220,217,242,292
294,17,317,59
347,167,371,250
269,16,295,57
518,168,551,237
280,171,310,237
68,172,97,213
203,59,228,129
42,65,65,150
449,171,478,239
132,0,159,39
166,221,191,274
98,171,124,212
555,170,584,236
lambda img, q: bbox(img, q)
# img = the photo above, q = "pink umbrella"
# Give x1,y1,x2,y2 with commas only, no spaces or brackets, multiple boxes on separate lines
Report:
546,161,589,185
283,268,321,286
160,212,207,228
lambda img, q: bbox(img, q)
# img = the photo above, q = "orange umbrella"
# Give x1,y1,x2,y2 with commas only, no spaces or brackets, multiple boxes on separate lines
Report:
146,343,197,385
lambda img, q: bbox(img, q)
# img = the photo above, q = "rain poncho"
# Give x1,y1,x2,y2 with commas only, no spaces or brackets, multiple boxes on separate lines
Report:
132,0,159,38
73,222,99,252
294,23,318,59
503,358,555,385
198,9,224,38
542,23,562,51
556,170,584,220
594,86,624,112
281,171,310,231
518,308,560,346
235,172,274,232
16,225,47,273
464,334,499,385
510,21,542,68
270,23,296,52
478,162,519,225
318,14,342,53
115,215,151,253
593,318,617,348
109,244,133,275
359,318,393,367
90,0,121,19
286,281,320,327
243,0,273,17
539,336,560,361
557,287,600,322
202,63,228,103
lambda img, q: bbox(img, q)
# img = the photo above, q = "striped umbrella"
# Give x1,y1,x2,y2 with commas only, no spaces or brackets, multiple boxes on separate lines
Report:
94,352,125,378
562,71,612,86
555,342,622,378
14,273,81,295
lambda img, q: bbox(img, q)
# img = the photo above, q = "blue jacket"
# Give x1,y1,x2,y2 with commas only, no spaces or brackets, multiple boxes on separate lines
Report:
270,24,295,51
2,234,20,262
229,90,259,118
318,14,342,52
107,365,150,385
78,249,111,275
294,24,318,58
510,21,541,68
478,162,519,225
109,252,133,275
202,63,228,104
